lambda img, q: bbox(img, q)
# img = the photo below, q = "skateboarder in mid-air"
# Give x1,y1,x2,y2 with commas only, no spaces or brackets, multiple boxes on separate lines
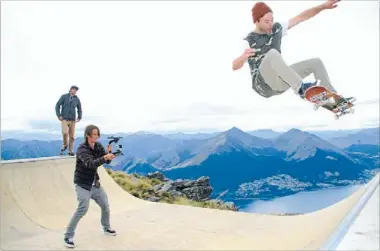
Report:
232,0,353,102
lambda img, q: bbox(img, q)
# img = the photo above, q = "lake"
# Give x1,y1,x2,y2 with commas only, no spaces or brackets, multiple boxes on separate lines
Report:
235,185,363,214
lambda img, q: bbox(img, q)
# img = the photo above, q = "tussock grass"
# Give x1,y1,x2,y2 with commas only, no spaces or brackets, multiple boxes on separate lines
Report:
170,196,234,210
105,168,234,211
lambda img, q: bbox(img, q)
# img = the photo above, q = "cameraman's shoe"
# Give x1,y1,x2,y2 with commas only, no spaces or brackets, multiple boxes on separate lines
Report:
64,237,75,248
104,228,117,236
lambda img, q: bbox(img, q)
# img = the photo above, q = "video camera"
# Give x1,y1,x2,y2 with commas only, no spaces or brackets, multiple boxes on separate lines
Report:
107,136,123,156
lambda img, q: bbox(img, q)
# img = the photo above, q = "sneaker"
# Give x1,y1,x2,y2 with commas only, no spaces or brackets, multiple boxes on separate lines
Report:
298,80,319,99
64,237,75,248
104,228,117,236
68,152,75,156
345,97,356,103
333,96,355,109
60,146,67,155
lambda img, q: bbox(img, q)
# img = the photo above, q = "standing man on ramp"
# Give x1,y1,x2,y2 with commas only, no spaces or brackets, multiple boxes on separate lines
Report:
55,85,82,156
64,124,117,248
232,0,352,101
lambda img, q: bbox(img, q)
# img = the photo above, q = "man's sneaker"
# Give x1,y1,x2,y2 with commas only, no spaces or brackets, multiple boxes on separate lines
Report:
345,96,356,103
64,237,75,248
60,146,67,155
104,228,117,236
298,80,319,99
333,96,356,110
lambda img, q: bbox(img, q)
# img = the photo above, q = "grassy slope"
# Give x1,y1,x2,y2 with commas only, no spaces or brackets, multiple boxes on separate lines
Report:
106,169,236,211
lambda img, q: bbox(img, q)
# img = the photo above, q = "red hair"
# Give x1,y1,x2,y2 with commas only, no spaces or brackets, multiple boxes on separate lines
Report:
251,2,273,23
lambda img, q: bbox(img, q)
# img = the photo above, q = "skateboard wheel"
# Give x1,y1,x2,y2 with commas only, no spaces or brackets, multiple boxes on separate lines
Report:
333,107,341,113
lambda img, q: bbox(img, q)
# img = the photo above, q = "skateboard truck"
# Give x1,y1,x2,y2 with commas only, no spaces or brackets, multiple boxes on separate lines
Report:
107,136,123,156
312,96,335,111
332,98,356,120
318,98,355,120
334,108,355,120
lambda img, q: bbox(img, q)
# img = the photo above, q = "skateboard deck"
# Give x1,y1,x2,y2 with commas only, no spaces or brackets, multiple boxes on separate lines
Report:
304,86,356,120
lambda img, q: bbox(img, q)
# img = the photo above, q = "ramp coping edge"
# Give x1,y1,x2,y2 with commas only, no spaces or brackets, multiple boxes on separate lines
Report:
1,156,75,164
319,173,380,250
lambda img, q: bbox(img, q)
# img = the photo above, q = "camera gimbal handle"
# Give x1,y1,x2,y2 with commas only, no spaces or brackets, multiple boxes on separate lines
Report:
107,136,124,156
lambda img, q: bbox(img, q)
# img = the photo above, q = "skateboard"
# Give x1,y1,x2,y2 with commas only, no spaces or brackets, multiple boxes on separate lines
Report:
304,86,356,120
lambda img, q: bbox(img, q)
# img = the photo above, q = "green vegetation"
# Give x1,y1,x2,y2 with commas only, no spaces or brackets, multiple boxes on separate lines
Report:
106,169,236,211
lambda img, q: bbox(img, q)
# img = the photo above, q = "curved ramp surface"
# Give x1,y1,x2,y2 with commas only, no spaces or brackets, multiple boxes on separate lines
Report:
1,157,378,250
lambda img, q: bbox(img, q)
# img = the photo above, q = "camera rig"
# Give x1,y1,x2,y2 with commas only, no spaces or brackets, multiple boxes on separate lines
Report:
107,136,123,156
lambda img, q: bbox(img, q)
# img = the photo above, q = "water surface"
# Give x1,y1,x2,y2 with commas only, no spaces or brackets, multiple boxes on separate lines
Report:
236,185,363,214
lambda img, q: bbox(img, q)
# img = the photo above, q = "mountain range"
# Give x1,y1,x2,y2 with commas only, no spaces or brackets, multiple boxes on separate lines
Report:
1,127,379,200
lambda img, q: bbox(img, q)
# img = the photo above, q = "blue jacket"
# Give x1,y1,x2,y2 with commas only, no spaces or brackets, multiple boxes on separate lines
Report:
55,93,82,121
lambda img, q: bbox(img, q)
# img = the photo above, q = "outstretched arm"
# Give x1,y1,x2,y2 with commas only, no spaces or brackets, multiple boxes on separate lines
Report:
288,0,340,29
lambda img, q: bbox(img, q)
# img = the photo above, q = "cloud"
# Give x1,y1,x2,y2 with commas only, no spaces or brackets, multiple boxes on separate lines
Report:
302,123,331,129
186,102,249,116
153,101,314,127
28,120,59,132
2,1,378,133
355,98,380,105
153,102,250,124
363,118,380,128
27,115,106,132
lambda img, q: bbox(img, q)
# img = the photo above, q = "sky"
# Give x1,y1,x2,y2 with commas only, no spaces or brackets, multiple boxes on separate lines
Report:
1,1,379,134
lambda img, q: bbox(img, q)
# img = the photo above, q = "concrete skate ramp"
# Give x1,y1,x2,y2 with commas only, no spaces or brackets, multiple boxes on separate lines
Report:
1,157,378,250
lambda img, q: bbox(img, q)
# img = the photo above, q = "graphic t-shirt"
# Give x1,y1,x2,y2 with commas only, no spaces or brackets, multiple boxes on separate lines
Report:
238,21,289,98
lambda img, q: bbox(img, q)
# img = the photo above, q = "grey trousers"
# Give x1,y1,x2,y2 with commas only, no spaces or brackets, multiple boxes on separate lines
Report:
64,184,111,239
258,49,336,94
